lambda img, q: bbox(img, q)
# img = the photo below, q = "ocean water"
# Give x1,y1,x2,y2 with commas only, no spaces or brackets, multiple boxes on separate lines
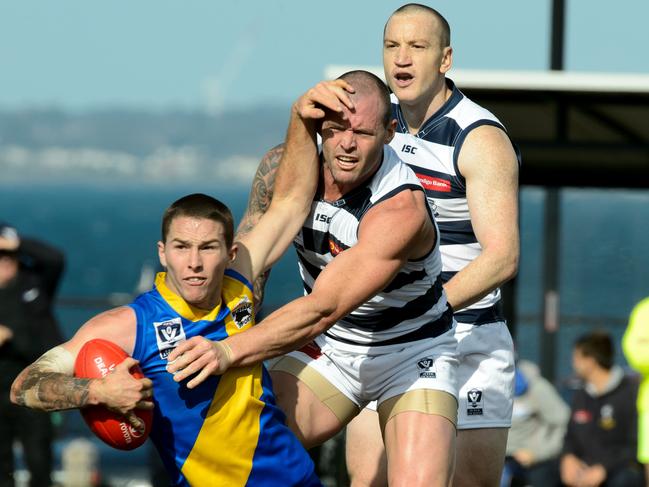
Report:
2,182,649,376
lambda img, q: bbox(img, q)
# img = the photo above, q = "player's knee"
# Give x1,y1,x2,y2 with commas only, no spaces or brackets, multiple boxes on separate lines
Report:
389,468,450,487
350,477,388,487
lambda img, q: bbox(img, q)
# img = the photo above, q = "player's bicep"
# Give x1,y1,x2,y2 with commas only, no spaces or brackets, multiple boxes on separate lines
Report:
461,126,519,249
310,231,409,319
63,306,138,360
236,144,285,238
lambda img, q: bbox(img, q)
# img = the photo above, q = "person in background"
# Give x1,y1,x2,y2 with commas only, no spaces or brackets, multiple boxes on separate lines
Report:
623,297,649,486
0,222,65,487
501,358,569,487
561,331,644,487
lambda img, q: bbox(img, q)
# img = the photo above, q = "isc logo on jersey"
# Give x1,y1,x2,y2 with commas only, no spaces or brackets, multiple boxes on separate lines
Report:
315,213,332,224
153,317,186,359
401,144,417,154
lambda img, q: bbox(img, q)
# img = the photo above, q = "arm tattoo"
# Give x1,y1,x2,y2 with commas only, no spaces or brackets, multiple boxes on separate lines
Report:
237,144,284,237
237,144,284,310
14,346,92,411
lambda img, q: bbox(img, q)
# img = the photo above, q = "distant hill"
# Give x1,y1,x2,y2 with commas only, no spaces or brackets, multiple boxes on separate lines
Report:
0,106,290,184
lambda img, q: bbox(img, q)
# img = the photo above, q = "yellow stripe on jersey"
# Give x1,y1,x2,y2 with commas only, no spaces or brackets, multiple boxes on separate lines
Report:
154,272,223,322
172,271,263,485
182,363,265,485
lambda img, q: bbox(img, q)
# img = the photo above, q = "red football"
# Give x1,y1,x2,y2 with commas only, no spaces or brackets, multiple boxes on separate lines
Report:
74,338,153,450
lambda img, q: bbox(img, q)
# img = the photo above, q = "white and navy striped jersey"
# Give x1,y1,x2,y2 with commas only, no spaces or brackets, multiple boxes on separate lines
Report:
389,79,521,325
293,145,453,351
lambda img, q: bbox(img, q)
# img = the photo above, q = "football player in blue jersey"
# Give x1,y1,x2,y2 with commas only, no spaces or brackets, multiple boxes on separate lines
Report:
8,81,337,486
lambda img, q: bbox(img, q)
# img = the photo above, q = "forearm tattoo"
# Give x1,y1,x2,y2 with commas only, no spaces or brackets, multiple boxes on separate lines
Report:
237,144,284,309
14,347,92,411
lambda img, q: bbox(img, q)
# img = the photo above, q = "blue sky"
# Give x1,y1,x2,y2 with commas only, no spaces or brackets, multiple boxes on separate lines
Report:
1,0,648,111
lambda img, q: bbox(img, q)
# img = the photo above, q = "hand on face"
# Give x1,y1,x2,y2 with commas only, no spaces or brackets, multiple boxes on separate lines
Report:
295,79,356,121
166,336,233,389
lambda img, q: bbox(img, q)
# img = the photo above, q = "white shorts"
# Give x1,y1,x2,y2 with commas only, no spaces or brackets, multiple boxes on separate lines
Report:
365,320,514,429
455,320,515,429
278,328,459,409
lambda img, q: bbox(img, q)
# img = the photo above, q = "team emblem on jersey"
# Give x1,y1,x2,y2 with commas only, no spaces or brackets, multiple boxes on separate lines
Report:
466,388,484,416
573,409,593,424
153,317,186,359
231,296,253,329
417,357,437,378
328,239,343,256
599,404,616,430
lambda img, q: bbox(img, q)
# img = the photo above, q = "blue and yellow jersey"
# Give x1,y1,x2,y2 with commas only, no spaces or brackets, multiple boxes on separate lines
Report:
129,270,321,487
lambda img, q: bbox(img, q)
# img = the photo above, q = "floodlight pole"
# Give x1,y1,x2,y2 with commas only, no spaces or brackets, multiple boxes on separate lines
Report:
540,0,566,383
551,0,565,71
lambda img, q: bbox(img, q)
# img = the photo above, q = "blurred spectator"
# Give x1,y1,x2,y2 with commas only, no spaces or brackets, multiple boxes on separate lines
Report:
501,358,569,487
560,331,644,487
0,222,64,487
623,297,649,485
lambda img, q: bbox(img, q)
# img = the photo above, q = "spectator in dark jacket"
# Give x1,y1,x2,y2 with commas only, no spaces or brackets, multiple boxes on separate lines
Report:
560,331,644,487
0,222,64,487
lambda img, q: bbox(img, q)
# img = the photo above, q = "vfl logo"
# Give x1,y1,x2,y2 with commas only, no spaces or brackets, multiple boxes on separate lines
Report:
401,144,417,154
159,325,179,342
417,357,436,378
154,317,186,359
232,297,253,329
467,388,484,416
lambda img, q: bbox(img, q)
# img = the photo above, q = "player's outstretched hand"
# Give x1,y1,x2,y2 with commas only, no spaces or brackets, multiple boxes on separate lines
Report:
166,336,232,389
94,357,154,418
295,79,355,121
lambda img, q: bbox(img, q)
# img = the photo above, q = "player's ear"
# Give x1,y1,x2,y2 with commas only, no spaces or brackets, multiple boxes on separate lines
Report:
157,241,167,268
229,243,238,263
440,46,453,74
384,118,397,144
